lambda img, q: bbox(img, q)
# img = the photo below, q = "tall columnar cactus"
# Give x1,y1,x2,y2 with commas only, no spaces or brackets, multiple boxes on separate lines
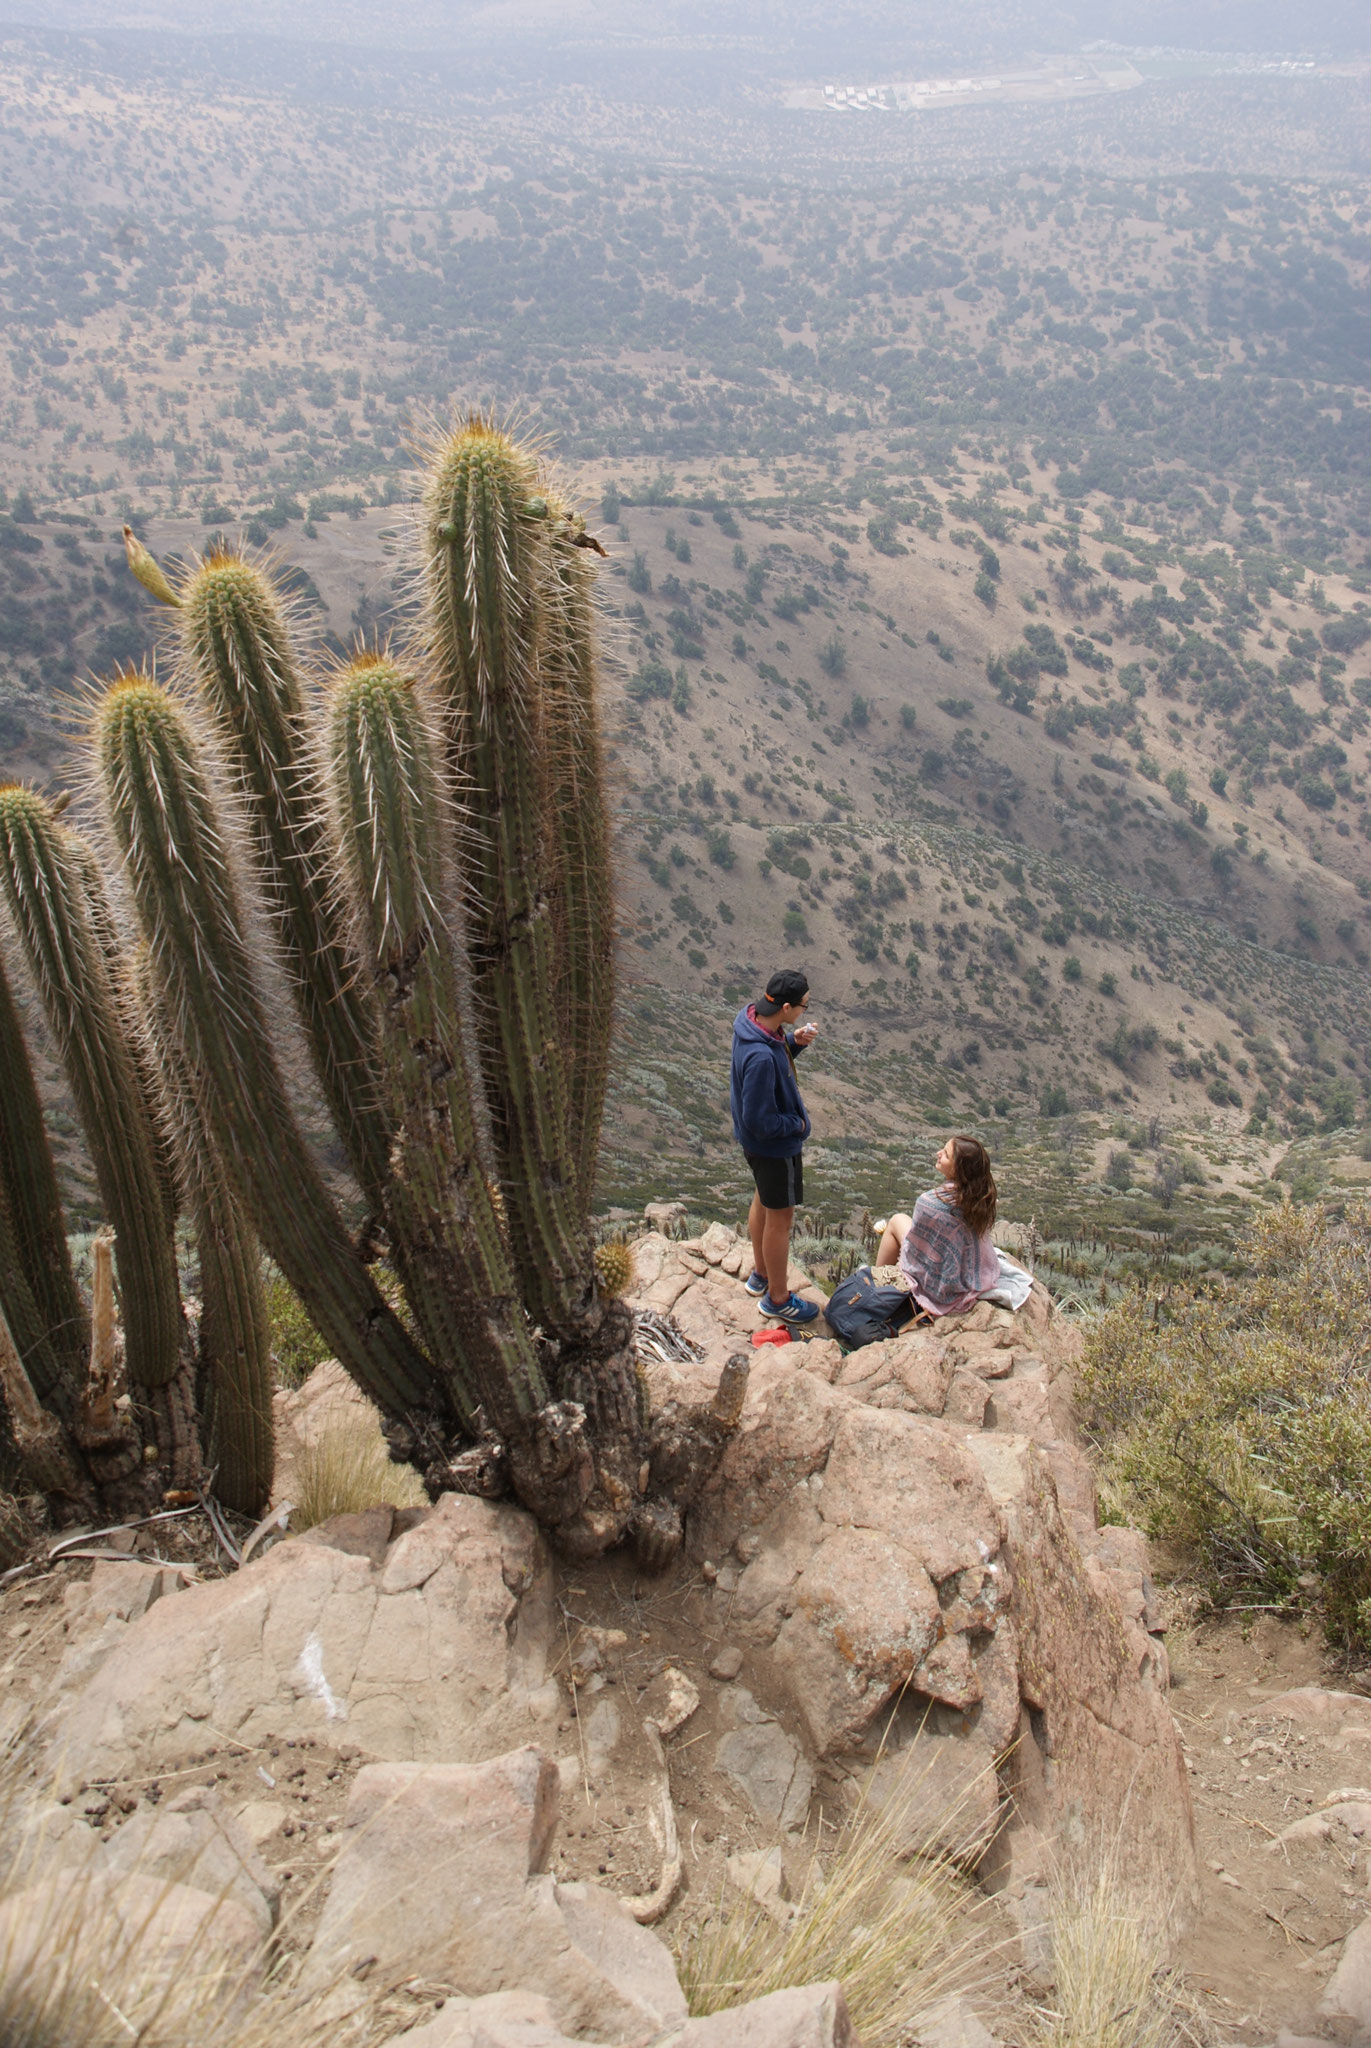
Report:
542,493,617,1216
326,651,549,1441
0,785,183,1389
95,673,437,1424
421,422,590,1342
0,416,743,1564
174,553,394,1213
140,950,274,1516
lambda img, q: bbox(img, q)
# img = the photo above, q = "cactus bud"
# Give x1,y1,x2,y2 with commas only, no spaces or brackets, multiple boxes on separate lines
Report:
122,526,181,607
593,1239,635,1300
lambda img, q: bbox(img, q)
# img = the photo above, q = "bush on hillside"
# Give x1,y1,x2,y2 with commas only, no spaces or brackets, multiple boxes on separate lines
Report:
1079,1201,1371,1654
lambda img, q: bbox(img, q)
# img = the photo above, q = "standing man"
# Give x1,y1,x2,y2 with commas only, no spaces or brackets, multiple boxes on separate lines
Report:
730,968,821,1326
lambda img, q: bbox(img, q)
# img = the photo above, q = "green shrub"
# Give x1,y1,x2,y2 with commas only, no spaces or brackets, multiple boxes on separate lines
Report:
819,635,846,678
263,1266,330,1388
1079,1203,1371,1652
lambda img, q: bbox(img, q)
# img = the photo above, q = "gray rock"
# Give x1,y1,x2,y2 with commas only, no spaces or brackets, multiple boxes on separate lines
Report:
716,1721,813,1830
709,1645,744,1682
863,1730,1003,1866
678,1981,858,2047
85,1559,180,1623
717,1684,769,1728
376,1991,573,2047
377,1980,859,2048
1322,1912,1371,2027
48,1492,556,1792
302,1747,687,2043
911,1996,1002,2048
7,1797,110,1884
102,1783,278,1937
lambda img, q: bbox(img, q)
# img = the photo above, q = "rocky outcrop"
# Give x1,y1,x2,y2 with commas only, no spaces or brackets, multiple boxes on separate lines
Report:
629,1225,1196,1934
46,1493,558,1794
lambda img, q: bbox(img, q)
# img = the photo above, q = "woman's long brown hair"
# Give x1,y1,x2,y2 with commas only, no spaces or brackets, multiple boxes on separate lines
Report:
948,1134,997,1237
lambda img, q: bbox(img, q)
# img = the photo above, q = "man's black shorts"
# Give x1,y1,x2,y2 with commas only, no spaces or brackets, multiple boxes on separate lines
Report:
745,1151,803,1210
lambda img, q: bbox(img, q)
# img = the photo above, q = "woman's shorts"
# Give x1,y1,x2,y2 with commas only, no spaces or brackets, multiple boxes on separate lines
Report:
745,1151,803,1210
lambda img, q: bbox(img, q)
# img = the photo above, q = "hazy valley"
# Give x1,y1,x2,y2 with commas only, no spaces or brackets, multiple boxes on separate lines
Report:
0,16,1368,1269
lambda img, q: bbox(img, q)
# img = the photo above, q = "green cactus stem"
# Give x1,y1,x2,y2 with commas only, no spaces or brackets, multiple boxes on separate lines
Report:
96,674,436,1422
542,498,616,1218
0,1295,95,1514
0,1200,67,1427
421,418,590,1340
141,959,273,1515
0,786,183,1389
194,1186,273,1515
177,550,392,1212
328,652,549,1437
0,924,87,1411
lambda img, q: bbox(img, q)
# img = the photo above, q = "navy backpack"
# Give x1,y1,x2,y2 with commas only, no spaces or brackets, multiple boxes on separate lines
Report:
822,1266,917,1352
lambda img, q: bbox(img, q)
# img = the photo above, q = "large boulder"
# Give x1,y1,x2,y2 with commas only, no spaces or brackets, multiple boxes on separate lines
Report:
302,1747,686,2042
47,1493,557,1793
45,1222,1196,1986
378,1980,859,2048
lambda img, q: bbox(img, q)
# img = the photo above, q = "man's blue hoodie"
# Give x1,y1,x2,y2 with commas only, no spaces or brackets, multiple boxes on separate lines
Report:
730,1006,811,1159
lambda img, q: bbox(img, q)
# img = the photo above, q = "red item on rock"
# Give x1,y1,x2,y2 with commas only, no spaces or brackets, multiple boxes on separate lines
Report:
751,1326,792,1346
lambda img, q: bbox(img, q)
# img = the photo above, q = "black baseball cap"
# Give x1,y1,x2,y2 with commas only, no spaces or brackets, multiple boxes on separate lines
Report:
755,968,810,1017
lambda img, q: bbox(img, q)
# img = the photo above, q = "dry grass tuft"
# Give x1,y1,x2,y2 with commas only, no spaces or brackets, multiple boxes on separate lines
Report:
673,1742,992,2044
0,1828,331,2048
291,1412,427,1530
1030,1848,1212,2048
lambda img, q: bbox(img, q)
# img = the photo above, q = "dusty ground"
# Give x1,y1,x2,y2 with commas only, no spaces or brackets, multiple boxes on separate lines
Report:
1166,1607,1371,2044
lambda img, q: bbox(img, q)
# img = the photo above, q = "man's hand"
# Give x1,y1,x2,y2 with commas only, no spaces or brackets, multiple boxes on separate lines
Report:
794,1022,819,1048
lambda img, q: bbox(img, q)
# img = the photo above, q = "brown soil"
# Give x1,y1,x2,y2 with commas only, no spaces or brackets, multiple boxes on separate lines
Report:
1169,1608,1368,2044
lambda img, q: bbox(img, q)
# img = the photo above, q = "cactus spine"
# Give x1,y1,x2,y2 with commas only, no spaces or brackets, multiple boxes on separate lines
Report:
179,554,393,1211
95,674,436,1421
422,422,589,1340
0,786,183,1388
328,652,549,1436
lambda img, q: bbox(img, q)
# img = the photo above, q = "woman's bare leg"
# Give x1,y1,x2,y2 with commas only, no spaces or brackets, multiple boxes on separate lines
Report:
876,1212,912,1267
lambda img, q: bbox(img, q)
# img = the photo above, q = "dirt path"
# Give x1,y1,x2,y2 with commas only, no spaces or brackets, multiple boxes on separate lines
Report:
1166,1611,1370,2043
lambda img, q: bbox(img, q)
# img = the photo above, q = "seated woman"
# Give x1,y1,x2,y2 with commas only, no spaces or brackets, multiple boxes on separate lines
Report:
874,1135,1000,1319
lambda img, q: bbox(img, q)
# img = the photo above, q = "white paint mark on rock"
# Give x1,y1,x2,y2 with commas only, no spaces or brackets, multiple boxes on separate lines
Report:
296,1630,347,1720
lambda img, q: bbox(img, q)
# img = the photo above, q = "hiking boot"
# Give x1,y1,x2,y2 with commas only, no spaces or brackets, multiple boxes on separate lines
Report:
758,1291,821,1326
743,1269,769,1296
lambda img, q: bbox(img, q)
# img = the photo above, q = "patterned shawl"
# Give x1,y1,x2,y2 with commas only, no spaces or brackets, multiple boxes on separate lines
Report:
897,1183,1000,1318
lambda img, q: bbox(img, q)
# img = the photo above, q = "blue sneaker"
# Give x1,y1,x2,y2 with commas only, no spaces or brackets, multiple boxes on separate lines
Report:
743,1269,769,1296
758,1291,821,1326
